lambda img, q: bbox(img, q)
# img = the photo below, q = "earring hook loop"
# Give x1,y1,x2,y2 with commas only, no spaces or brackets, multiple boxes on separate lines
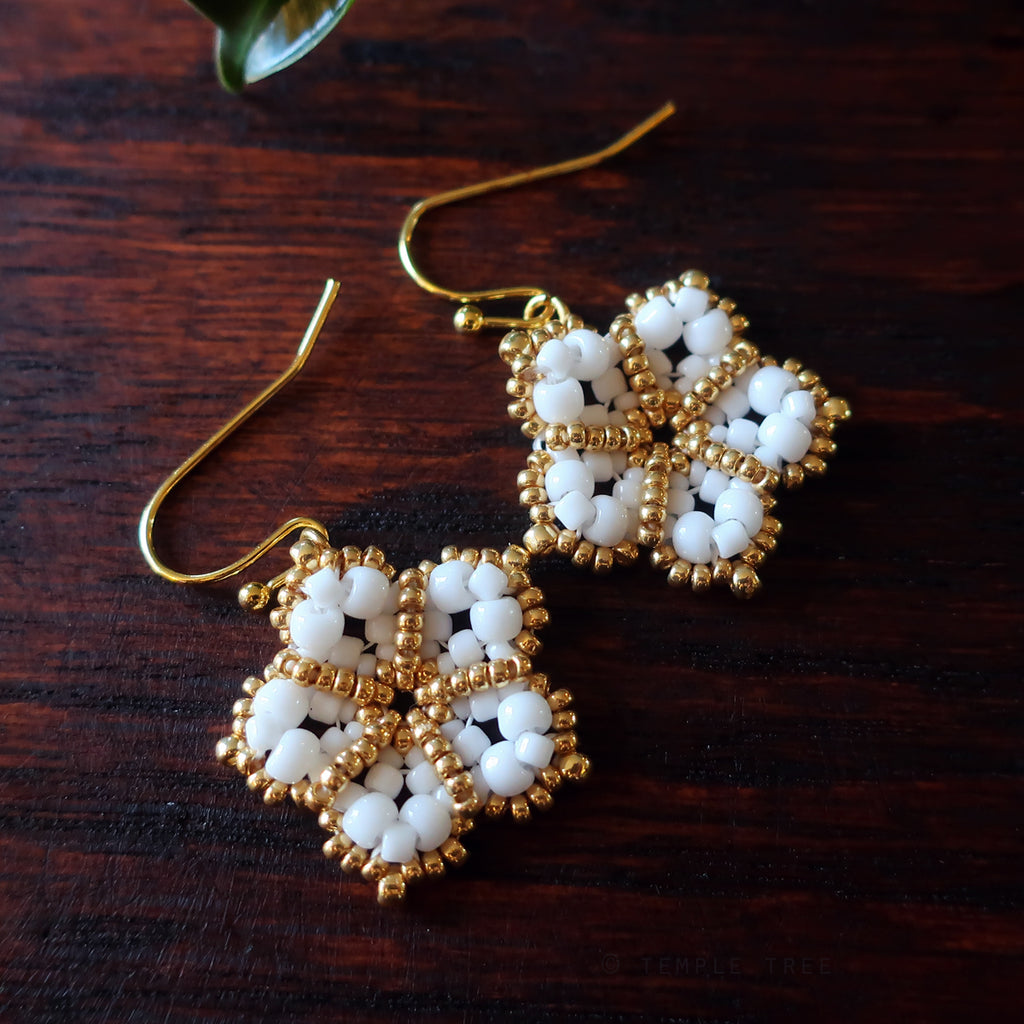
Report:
398,101,676,333
138,279,339,586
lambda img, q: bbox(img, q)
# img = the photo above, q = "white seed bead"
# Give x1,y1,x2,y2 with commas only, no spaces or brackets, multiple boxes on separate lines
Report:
677,353,711,380
545,460,595,501
682,307,732,356
563,328,614,380
536,337,575,382
610,450,628,475
431,785,455,812
717,385,751,422
265,728,321,784
378,746,404,769
497,690,553,741
320,726,350,759
470,597,524,644
356,653,377,678
375,643,395,662
548,445,580,463
689,461,707,487
332,781,366,812
582,451,615,483
712,519,750,559
704,403,726,426
452,724,491,767
647,349,673,377
309,690,345,724
747,365,800,416
440,719,463,741
754,445,783,471
758,412,812,462
485,641,518,661
468,562,508,601
251,677,311,730
580,403,610,426
447,628,485,669
404,746,426,769
327,635,364,670
726,417,759,454
661,513,676,541
338,566,391,620
614,391,640,412
481,740,535,797
422,608,453,642
698,467,731,505
343,792,398,849
469,689,502,722
337,698,358,724
406,760,441,795
471,763,491,800
514,730,555,769
592,366,628,405
709,424,728,443
364,762,404,799
303,566,347,609
437,652,456,676
380,822,418,865
582,494,630,547
533,377,585,424
612,476,643,508
427,559,475,614
289,599,345,662
673,510,716,564
245,714,285,754
634,295,683,350
781,388,817,425
667,487,695,517
554,491,597,532
450,696,471,720
672,285,710,322
714,487,764,535
398,794,452,851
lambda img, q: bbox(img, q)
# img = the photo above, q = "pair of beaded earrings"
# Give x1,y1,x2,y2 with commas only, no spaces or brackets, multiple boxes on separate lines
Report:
140,104,850,904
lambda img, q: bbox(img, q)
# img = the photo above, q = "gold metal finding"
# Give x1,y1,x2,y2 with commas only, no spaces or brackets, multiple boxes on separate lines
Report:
138,279,339,587
399,102,676,333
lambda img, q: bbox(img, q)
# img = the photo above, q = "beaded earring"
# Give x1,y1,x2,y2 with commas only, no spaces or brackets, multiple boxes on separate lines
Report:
399,102,850,596
139,281,588,906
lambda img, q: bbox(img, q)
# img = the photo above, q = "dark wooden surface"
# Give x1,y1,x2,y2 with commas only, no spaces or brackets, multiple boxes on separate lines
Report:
1,2,1021,1021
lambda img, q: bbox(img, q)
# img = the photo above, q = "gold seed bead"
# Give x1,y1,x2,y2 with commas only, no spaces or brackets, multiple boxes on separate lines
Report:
801,454,827,477
823,396,852,421
263,781,289,805
572,541,596,568
401,859,424,885
783,357,802,373
515,629,542,656
322,834,353,860
552,710,577,731
509,795,531,823
362,546,386,570
559,752,591,781
377,873,406,906
731,563,760,598
341,848,369,874
538,764,563,791
681,269,711,290
440,837,468,865
520,486,545,506
730,314,750,333
529,504,555,525
215,736,240,764
690,564,712,592
568,422,587,447
485,794,508,819
246,767,270,793
526,784,553,811
522,607,549,629
612,540,639,564
553,730,578,755
517,468,542,489
593,547,615,573
434,753,462,780
420,850,446,878
506,378,530,399
783,464,805,489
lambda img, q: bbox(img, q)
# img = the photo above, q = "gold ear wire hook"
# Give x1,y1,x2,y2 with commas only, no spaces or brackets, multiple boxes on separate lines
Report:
138,279,339,592
399,101,676,333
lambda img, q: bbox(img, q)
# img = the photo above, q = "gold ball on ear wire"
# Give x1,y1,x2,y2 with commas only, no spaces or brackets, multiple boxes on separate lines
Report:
453,304,484,333
238,582,271,611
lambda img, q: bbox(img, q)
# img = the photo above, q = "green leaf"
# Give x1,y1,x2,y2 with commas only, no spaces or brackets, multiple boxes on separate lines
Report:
188,0,357,92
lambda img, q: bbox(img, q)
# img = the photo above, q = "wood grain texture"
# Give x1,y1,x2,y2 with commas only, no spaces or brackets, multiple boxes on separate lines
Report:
1,1,1021,1022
